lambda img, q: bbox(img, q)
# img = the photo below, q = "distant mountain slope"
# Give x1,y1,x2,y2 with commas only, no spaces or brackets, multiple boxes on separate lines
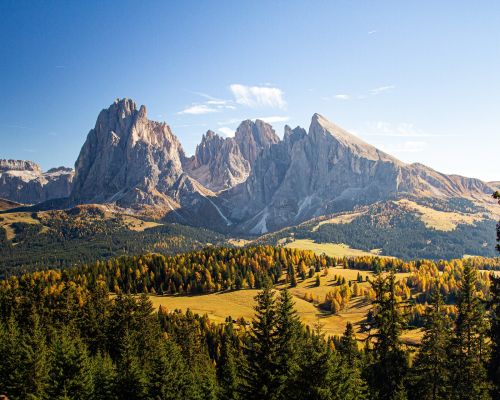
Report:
183,120,279,191
0,160,73,204
222,113,495,234
0,99,496,248
255,198,498,259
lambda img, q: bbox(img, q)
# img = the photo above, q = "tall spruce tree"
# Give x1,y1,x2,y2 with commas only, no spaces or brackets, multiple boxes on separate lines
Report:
91,352,117,400
366,269,408,400
449,264,490,400
294,322,331,400
115,329,148,400
490,275,500,399
241,283,280,400
218,324,240,400
47,327,93,400
275,289,302,399
148,337,194,400
410,289,451,400
489,191,500,399
20,312,50,400
336,322,368,400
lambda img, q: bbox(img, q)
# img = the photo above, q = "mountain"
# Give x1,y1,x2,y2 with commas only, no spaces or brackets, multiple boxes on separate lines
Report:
183,120,279,192
221,113,495,234
0,159,73,204
69,99,236,227
1,99,496,247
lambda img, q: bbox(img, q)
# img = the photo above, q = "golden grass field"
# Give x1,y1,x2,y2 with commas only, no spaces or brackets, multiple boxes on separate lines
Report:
284,239,384,258
148,266,422,344
394,199,483,231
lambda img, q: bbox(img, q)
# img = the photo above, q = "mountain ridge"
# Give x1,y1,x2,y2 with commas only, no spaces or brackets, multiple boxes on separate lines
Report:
0,98,496,237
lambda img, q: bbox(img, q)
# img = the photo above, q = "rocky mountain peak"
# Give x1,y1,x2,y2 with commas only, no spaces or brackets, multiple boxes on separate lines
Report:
0,159,42,173
309,113,399,163
71,98,187,208
234,119,280,166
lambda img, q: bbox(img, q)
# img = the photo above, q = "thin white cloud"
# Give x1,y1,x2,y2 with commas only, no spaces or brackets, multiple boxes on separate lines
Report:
230,84,286,109
369,85,395,95
218,127,235,137
368,30,377,35
177,104,219,115
334,94,351,100
363,121,454,138
254,116,289,124
379,141,427,153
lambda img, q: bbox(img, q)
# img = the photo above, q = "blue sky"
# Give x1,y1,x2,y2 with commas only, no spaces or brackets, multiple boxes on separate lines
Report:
1,1,499,181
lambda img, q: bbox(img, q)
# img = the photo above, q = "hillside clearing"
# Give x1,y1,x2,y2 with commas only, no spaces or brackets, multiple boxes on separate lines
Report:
284,239,382,257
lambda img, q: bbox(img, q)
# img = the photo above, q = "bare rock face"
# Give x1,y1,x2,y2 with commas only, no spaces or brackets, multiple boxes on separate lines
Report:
184,120,279,192
0,160,74,204
184,130,250,192
71,99,189,209
234,119,280,166
70,99,230,226
223,114,495,234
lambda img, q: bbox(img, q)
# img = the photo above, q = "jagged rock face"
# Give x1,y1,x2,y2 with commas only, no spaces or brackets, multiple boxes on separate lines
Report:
223,114,495,234
234,119,280,166
0,160,74,204
184,120,279,192
184,130,250,192
71,99,193,210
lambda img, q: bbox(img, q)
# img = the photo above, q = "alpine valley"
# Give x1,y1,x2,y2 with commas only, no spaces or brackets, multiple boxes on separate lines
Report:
1,98,498,269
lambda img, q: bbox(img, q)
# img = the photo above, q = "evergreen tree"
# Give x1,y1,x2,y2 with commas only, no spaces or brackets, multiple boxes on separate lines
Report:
20,312,50,400
449,264,490,400
336,322,367,400
91,352,117,400
294,322,331,400
490,191,500,398
366,269,408,400
0,317,24,399
241,284,280,400
148,337,193,400
275,289,302,399
410,289,451,400
218,325,240,400
115,329,148,400
489,274,500,400
47,327,93,400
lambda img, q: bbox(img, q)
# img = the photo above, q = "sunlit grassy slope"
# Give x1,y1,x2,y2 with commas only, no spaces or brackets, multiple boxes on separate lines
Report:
148,266,421,344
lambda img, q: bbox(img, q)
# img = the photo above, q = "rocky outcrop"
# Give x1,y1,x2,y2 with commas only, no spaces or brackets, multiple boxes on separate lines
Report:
71,98,189,209
184,120,279,192
3,99,494,235
70,99,230,226
0,160,74,204
222,114,495,233
184,130,250,192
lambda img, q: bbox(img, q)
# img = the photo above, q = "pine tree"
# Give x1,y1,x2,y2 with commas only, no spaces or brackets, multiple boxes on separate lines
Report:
293,321,331,400
20,312,50,400
91,352,117,400
115,329,148,400
218,325,240,400
336,322,368,400
148,337,194,400
449,264,490,400
241,284,280,400
275,289,302,399
47,327,93,400
410,289,451,400
0,316,24,399
489,274,500,400
366,269,408,400
490,191,500,399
